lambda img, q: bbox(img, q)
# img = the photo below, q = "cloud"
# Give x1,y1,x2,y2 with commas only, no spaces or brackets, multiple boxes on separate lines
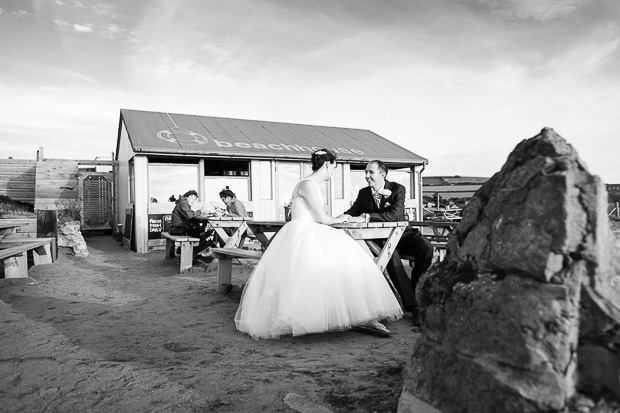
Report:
480,0,588,21
100,23,127,39
49,67,104,87
12,9,27,21
92,3,124,19
53,19,71,28
73,23,93,33
73,1,85,9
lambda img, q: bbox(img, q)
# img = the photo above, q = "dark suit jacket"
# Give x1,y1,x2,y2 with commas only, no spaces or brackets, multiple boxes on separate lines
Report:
344,180,408,222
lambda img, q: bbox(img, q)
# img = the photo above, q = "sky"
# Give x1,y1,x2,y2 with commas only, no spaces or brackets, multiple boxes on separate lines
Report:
1,0,619,183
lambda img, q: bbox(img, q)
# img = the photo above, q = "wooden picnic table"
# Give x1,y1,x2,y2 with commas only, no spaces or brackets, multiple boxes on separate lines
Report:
244,220,286,250
409,220,460,263
243,220,414,307
0,224,20,241
408,220,458,237
246,220,408,272
423,207,462,222
196,215,253,248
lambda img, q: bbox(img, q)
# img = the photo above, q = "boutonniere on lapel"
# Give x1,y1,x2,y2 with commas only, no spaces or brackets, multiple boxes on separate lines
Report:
377,189,392,207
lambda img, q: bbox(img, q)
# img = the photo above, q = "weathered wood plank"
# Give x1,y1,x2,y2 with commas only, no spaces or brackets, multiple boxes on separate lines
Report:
0,159,36,165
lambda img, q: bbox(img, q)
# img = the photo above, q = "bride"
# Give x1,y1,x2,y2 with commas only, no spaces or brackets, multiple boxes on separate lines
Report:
235,149,403,340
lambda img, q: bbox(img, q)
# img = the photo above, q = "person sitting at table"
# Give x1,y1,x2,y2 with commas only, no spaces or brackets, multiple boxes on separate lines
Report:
219,187,247,217
170,190,213,264
235,149,403,340
342,160,434,323
210,187,249,247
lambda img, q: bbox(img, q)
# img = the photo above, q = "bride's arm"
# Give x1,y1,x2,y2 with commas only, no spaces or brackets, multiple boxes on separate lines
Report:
297,180,348,225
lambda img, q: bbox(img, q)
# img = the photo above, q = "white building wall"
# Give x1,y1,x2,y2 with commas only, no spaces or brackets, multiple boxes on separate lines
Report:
115,121,135,232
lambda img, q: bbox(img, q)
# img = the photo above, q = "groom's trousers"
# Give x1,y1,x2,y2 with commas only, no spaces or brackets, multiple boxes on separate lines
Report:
384,227,434,311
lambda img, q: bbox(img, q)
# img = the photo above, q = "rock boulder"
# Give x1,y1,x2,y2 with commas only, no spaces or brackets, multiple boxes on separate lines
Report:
400,128,620,412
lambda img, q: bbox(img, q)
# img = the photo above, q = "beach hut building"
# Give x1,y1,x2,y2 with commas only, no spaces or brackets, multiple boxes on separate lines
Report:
115,109,428,252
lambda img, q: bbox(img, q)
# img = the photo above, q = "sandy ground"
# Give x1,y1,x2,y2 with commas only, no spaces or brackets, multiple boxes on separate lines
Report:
0,233,420,413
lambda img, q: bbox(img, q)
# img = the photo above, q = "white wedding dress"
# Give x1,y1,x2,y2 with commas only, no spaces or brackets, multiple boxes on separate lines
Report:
235,178,403,340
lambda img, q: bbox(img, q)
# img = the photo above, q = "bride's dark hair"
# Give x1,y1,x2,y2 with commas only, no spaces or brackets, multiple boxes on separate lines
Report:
311,148,337,171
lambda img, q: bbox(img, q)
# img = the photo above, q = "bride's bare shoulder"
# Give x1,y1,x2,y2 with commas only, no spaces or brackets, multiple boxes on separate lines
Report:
296,179,315,195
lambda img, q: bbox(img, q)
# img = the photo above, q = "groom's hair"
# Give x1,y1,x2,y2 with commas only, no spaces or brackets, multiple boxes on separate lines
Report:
311,148,337,171
369,160,388,176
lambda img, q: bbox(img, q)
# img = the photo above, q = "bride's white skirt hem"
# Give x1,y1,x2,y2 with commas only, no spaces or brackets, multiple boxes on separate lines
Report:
234,219,404,340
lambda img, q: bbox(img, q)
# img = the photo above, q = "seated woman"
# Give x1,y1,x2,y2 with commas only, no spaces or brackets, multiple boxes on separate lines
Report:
219,187,247,217
211,187,248,247
170,190,213,264
235,149,403,340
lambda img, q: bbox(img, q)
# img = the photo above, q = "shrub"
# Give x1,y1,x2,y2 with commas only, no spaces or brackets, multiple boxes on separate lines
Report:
0,195,35,217
55,199,82,225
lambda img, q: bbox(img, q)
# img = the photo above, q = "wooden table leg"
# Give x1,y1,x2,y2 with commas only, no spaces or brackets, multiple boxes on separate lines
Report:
223,222,248,248
374,226,404,273
213,228,231,247
3,252,28,278
216,258,233,293
382,226,415,310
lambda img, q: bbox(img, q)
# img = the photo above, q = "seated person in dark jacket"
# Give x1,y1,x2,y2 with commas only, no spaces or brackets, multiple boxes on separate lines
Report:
170,190,212,261
342,160,434,314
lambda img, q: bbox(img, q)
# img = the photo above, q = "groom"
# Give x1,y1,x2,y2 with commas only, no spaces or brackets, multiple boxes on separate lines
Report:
342,160,434,315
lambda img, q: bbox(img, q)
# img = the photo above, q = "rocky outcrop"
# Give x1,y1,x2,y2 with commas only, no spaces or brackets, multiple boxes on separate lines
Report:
58,221,89,257
400,128,620,412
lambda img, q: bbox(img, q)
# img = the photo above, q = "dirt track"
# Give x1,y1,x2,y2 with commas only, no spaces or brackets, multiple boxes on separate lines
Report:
0,234,418,412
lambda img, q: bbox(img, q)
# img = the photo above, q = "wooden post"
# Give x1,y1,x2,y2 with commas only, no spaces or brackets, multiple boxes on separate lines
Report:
37,210,58,260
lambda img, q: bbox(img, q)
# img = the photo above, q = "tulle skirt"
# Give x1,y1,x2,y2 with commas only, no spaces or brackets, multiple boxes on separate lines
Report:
235,219,403,339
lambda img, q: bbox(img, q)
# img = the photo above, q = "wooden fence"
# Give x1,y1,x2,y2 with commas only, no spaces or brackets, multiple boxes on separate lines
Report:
0,159,36,204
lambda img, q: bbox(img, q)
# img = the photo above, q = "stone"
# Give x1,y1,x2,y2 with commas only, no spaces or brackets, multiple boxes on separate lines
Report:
58,221,89,257
400,128,620,412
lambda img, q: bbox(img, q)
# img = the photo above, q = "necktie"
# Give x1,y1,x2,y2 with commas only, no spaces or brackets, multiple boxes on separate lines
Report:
373,192,382,208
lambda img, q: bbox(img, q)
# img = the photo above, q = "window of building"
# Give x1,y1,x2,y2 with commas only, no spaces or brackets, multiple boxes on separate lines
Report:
349,164,413,200
148,163,199,204
203,159,251,205
333,161,344,199
204,159,249,176
302,163,329,207
389,167,414,199
205,177,250,205
129,161,135,203
278,162,302,208
349,165,367,203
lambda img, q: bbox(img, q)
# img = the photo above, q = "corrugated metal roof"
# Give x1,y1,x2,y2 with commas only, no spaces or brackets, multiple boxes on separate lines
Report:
120,109,428,165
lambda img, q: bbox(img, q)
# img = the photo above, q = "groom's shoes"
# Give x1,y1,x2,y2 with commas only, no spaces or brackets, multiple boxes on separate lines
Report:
405,306,421,328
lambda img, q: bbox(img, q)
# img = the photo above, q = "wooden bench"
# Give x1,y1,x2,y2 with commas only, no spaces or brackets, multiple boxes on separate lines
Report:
161,232,201,274
0,239,54,278
210,247,263,293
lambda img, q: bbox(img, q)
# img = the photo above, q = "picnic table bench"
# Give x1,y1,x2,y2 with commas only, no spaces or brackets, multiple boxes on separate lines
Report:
0,238,55,278
161,232,200,274
409,220,459,262
210,247,263,293
0,224,21,242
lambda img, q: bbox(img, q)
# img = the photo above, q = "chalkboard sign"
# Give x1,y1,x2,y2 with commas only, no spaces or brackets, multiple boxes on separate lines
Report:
148,214,171,239
122,206,133,250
